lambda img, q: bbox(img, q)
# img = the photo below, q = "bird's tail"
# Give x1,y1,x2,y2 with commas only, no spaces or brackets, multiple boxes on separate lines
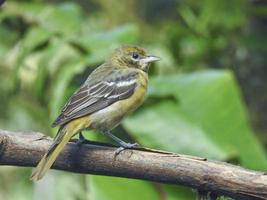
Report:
31,124,79,181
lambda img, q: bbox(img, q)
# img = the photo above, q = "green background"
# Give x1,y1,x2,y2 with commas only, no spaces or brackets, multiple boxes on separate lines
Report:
0,0,267,199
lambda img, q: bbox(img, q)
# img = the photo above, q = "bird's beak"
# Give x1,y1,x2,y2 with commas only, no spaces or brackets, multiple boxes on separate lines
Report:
142,55,161,63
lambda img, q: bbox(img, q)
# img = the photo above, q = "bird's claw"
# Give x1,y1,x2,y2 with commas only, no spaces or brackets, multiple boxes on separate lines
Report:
115,142,139,155
76,138,86,146
76,132,87,146
121,142,138,148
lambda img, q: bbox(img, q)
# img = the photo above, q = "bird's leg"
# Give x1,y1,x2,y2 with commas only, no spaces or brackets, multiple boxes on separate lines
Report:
102,131,138,153
76,132,86,146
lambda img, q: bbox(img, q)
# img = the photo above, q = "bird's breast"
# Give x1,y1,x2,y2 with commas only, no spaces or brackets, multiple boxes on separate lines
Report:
90,71,148,132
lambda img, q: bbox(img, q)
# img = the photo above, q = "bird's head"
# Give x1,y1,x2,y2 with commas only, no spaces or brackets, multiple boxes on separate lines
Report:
108,45,160,72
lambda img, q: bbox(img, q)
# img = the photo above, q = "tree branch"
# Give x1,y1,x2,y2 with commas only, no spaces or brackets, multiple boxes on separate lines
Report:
0,129,266,200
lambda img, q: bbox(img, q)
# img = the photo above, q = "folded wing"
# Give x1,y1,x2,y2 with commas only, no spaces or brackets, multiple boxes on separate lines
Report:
52,70,138,127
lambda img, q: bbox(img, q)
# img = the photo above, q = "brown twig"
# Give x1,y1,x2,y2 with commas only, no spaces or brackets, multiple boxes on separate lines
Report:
0,129,266,200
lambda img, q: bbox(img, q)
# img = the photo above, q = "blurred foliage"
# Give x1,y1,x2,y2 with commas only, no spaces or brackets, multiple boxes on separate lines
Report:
0,0,267,200
126,71,267,169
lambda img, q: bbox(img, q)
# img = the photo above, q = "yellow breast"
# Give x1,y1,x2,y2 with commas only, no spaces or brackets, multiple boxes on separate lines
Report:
89,71,148,132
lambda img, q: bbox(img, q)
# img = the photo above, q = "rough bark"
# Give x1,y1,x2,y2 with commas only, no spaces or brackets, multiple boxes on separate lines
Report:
0,129,266,200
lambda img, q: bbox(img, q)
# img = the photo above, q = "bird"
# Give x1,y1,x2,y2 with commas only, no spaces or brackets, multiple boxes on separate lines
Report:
30,45,160,181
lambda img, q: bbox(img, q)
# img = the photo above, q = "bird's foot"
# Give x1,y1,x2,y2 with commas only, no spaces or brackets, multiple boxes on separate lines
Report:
76,138,86,146
115,142,139,155
76,133,86,146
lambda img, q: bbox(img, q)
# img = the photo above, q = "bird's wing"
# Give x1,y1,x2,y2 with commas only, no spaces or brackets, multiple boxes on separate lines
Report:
52,70,138,127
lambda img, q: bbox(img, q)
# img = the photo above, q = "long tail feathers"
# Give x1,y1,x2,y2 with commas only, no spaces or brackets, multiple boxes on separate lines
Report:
31,126,75,181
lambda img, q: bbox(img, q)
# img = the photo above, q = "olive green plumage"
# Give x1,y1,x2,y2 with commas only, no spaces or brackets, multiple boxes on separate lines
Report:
31,45,160,181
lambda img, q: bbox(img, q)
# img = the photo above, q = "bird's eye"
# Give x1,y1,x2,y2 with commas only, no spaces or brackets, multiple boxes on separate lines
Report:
132,53,139,59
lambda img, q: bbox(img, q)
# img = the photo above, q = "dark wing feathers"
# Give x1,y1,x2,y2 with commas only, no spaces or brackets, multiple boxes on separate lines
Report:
52,71,138,127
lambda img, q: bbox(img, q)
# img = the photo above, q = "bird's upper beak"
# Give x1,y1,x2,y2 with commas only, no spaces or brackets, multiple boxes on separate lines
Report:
140,55,160,72
142,55,161,63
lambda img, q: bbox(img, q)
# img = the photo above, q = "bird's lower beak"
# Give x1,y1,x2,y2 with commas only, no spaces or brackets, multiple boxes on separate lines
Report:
142,55,161,63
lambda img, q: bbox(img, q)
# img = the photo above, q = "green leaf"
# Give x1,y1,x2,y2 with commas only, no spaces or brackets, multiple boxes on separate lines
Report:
125,70,267,170
49,58,88,132
76,24,139,52
125,101,227,159
0,2,44,22
0,25,20,59
55,173,86,200
22,27,51,53
198,0,246,32
87,176,195,200
1,2,83,36
163,185,196,200
34,37,83,101
39,3,83,35
87,176,158,200
0,96,48,132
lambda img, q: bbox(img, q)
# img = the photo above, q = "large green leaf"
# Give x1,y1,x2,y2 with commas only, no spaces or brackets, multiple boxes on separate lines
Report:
124,101,227,159
124,70,267,170
86,176,195,200
87,176,158,200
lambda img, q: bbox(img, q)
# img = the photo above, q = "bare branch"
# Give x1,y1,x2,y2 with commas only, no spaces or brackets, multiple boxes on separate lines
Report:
0,129,266,200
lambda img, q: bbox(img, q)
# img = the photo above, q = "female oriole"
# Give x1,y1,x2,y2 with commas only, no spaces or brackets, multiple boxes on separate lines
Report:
31,45,160,181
